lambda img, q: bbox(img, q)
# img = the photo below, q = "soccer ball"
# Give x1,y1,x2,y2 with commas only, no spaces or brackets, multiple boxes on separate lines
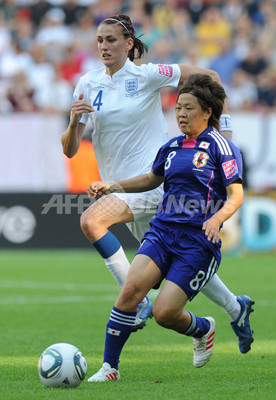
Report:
38,343,87,388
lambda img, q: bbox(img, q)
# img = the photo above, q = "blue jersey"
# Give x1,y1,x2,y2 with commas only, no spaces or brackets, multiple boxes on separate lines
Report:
151,126,243,227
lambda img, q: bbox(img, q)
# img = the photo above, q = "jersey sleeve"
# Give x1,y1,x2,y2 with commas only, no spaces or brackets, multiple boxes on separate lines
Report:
72,76,90,125
152,145,167,177
144,63,181,91
217,141,243,187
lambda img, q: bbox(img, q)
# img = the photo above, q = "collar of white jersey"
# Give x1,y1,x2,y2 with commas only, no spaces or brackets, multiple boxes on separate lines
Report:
104,58,133,78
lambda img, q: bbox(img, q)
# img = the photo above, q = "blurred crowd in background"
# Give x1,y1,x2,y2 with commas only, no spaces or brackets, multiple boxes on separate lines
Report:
0,0,276,115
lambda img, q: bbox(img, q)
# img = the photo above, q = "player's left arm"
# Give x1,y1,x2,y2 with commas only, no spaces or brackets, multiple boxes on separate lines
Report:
87,171,164,198
202,181,243,243
178,65,219,85
219,102,232,141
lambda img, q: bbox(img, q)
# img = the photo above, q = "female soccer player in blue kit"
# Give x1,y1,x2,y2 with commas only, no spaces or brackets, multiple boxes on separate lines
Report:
87,73,245,381
62,15,253,349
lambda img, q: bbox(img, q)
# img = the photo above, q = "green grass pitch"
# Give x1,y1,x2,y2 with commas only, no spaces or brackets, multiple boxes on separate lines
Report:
0,250,275,400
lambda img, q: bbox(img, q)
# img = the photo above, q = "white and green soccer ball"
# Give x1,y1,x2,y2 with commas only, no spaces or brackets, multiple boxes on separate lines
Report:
38,343,87,388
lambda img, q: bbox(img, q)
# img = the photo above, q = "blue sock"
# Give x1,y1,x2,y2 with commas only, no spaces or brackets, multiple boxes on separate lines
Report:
103,306,136,370
92,231,121,258
184,312,211,338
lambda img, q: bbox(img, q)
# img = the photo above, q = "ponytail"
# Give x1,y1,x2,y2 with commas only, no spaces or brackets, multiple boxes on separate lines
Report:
101,14,148,61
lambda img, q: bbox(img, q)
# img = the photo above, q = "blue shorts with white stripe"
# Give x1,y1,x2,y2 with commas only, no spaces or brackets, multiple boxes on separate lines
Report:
136,221,221,300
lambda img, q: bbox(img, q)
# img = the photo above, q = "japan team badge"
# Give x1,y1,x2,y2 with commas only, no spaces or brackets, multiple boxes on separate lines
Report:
193,151,209,168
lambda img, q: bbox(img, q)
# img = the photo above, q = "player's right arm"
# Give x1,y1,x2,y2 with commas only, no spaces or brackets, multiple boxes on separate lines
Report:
87,171,164,198
61,93,94,158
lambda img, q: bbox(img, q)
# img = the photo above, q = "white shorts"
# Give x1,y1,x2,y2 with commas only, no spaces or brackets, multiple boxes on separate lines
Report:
113,186,164,242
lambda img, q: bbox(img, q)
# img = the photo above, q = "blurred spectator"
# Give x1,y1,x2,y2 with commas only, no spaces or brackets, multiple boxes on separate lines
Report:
80,48,102,74
27,44,55,96
62,0,85,25
134,13,164,54
246,0,266,25
231,12,254,62
240,42,269,81
12,9,34,51
73,10,97,56
60,45,82,84
150,37,180,64
209,38,241,85
90,0,123,24
0,86,12,113
186,0,206,24
34,63,73,113
259,0,276,26
0,38,33,78
30,0,52,27
168,8,195,55
195,6,232,62
75,14,101,74
2,0,18,28
127,0,148,30
47,0,67,5
0,0,275,115
225,68,258,111
6,71,36,112
258,9,276,63
0,10,12,55
35,7,74,61
257,68,276,110
152,0,178,33
221,0,244,24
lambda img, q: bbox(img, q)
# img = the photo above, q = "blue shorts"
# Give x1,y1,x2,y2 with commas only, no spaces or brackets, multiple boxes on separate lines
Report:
136,221,221,300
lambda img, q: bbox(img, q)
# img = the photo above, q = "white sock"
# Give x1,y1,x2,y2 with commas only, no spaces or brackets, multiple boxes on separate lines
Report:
104,246,148,308
201,274,241,321
104,246,130,287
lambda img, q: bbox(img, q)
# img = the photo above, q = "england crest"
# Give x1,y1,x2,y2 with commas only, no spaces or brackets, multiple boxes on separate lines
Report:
193,151,209,168
125,78,138,94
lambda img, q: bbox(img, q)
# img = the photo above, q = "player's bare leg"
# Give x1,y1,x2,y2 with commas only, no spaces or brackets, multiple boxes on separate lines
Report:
81,194,153,330
81,194,133,242
154,281,215,368
81,194,133,286
88,254,160,382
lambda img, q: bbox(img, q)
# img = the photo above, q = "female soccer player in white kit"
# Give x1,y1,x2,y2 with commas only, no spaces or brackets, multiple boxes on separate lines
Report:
61,15,253,352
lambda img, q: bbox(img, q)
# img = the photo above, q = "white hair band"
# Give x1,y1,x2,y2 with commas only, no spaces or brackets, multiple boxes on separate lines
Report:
104,18,131,37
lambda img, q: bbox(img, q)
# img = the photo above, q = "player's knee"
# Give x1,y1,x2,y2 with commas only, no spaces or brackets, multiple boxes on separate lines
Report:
80,210,91,236
153,306,174,328
80,210,103,236
80,209,100,237
118,282,141,308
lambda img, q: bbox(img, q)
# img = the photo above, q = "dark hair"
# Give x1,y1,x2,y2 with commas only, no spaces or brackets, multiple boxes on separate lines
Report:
100,14,148,61
177,74,227,131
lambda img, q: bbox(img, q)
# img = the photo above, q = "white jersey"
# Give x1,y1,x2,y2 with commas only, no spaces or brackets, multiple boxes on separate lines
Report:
73,59,181,182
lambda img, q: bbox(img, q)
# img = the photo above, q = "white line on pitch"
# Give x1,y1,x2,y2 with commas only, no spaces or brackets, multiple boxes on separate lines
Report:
0,295,119,305
0,280,118,292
